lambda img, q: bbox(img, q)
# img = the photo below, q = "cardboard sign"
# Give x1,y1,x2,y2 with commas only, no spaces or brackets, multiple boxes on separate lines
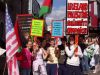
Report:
30,19,44,37
17,14,33,32
52,20,63,37
66,0,88,34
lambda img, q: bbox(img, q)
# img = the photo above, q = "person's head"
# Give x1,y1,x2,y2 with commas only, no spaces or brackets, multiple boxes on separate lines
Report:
69,35,75,45
92,36,99,44
91,35,97,44
88,37,92,42
88,34,97,45
33,42,39,50
44,31,51,41
42,40,47,48
61,36,67,45
92,38,96,43
25,40,32,49
36,37,43,47
49,38,55,47
23,32,29,40
79,35,85,43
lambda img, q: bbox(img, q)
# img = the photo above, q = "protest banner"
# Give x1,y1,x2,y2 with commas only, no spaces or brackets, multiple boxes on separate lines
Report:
30,19,44,37
52,20,64,37
66,0,88,56
66,0,88,34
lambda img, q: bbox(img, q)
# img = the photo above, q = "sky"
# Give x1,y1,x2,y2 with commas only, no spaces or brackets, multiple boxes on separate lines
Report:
37,0,66,25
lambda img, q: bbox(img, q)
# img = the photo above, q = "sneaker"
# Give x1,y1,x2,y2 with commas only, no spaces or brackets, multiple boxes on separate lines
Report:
93,70,97,74
90,66,95,70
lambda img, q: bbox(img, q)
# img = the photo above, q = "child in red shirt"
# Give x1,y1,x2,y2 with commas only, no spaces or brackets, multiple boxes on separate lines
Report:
20,40,32,75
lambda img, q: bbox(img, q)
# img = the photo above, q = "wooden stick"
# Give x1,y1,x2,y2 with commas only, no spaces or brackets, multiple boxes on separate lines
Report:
3,62,7,75
75,35,79,57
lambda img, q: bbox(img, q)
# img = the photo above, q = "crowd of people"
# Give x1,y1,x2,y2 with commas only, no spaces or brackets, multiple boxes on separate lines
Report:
16,32,100,75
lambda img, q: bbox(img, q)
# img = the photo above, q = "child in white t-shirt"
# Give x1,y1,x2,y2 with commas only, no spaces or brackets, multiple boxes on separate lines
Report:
65,36,83,75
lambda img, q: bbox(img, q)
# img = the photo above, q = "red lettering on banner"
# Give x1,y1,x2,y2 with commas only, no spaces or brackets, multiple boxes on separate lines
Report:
67,19,88,26
67,1,88,34
68,3,88,10
67,11,88,18
67,28,87,34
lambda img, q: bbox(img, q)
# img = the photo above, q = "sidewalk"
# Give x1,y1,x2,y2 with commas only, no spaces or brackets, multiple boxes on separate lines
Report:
84,65,100,75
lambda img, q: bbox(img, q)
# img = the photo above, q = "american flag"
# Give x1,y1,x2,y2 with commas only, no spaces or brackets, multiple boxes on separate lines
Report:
6,4,20,75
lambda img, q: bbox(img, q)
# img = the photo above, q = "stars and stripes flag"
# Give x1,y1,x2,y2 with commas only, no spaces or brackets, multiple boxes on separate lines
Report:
6,4,20,75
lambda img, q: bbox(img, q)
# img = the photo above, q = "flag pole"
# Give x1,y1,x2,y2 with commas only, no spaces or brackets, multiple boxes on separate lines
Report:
3,62,7,75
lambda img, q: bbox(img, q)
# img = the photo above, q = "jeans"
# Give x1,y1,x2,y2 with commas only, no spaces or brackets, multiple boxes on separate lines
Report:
82,55,90,72
58,64,67,75
66,64,83,75
21,68,31,75
46,64,57,75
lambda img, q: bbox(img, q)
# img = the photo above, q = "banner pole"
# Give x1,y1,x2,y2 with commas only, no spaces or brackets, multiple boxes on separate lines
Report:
3,62,7,75
75,35,79,57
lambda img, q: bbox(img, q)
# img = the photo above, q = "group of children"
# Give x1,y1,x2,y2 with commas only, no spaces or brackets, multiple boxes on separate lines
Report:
17,35,100,75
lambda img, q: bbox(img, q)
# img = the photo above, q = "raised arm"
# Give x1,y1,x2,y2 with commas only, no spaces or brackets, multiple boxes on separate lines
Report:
41,48,48,60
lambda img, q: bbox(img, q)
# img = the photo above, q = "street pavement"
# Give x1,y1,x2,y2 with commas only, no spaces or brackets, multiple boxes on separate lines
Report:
88,71,100,75
84,64,100,75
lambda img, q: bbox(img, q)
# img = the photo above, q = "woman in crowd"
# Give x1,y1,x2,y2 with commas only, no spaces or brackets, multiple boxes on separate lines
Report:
20,40,32,75
32,42,48,75
65,36,83,75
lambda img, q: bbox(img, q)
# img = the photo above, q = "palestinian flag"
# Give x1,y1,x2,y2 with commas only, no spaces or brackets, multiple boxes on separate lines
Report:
14,20,22,53
39,0,53,17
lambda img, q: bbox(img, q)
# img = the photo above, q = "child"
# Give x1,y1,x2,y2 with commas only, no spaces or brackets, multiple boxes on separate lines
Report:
65,36,83,75
20,40,32,75
92,36,100,73
32,42,47,75
58,37,67,75
82,36,95,73
46,38,59,75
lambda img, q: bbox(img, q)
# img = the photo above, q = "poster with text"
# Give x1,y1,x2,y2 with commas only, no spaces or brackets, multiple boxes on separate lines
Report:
52,20,64,37
30,19,44,37
66,0,88,34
